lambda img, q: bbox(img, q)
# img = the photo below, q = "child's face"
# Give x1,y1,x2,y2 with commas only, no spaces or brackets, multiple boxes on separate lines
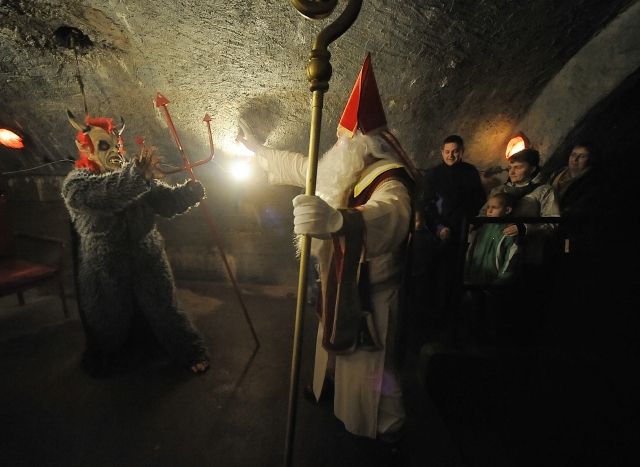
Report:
486,197,509,217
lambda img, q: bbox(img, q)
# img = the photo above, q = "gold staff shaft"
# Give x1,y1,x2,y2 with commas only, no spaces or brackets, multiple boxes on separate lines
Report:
285,2,363,466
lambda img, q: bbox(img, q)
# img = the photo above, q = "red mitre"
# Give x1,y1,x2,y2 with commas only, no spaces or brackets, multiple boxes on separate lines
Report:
337,53,387,137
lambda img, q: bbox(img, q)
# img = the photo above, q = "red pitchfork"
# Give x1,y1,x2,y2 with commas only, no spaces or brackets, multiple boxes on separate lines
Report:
153,92,259,349
152,93,215,175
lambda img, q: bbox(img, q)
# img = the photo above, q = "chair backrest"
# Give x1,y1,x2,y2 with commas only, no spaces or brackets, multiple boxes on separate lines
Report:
0,193,14,256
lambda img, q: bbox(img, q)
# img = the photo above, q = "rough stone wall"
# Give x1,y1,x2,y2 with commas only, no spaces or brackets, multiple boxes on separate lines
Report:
1,0,634,169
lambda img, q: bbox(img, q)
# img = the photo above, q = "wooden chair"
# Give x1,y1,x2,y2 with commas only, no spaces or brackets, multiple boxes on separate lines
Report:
0,194,68,317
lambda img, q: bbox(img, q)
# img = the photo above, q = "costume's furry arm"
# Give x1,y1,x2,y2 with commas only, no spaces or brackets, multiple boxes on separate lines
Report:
142,179,205,218
61,161,150,212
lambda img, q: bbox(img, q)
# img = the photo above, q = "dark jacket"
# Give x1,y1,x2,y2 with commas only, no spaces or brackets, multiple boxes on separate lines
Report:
421,161,486,238
549,166,602,255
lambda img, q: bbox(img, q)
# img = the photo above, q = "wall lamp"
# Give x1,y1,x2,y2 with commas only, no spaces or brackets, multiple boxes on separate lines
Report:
0,129,24,150
505,132,530,158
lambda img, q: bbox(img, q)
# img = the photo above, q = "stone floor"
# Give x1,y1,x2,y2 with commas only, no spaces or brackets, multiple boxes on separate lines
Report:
0,283,463,467
3,279,636,466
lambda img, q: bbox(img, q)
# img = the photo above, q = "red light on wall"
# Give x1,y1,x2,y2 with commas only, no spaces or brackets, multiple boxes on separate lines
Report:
0,129,24,149
505,132,530,158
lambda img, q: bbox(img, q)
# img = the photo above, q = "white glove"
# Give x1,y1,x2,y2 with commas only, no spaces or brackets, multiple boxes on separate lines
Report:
237,118,265,154
293,194,343,238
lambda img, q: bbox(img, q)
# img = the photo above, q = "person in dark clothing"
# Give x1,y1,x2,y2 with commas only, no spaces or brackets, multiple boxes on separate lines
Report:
548,142,602,257
419,135,486,341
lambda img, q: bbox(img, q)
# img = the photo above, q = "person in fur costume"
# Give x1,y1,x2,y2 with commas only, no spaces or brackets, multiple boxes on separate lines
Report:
61,111,209,375
239,54,416,442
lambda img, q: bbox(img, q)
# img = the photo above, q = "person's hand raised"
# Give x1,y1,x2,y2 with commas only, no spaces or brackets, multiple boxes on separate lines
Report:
237,119,265,154
135,146,165,181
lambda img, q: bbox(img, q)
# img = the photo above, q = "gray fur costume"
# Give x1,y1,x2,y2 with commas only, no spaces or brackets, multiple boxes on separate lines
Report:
61,161,208,367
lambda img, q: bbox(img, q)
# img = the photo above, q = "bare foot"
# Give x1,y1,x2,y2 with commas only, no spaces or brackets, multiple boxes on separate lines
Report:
190,360,209,374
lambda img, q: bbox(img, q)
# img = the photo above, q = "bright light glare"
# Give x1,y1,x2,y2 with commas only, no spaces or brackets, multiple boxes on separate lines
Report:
227,140,255,157
0,129,24,149
231,159,252,181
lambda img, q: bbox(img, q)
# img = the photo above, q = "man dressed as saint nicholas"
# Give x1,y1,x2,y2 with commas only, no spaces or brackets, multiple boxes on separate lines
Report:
239,53,416,442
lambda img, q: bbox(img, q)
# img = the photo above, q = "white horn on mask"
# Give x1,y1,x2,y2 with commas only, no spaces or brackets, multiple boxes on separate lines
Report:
117,116,125,136
66,109,90,133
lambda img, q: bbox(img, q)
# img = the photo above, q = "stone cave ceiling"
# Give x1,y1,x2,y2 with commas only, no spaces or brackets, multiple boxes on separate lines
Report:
0,0,636,175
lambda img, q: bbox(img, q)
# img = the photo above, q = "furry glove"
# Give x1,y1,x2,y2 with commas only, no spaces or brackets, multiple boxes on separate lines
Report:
292,194,343,238
183,179,206,205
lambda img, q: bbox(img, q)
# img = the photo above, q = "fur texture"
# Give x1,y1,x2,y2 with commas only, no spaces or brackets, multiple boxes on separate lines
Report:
61,161,208,368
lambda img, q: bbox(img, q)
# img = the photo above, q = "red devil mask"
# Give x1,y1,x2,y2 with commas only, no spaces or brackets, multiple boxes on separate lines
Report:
67,110,126,172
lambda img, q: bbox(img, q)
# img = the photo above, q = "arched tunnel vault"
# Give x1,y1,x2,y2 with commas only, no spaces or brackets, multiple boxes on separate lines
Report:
1,0,636,170
1,0,638,284
517,0,640,165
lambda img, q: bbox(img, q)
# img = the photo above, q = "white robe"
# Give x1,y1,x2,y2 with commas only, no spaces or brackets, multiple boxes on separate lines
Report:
261,148,411,438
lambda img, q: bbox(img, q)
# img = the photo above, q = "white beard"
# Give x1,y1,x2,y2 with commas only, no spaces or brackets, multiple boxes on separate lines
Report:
315,133,369,209
295,131,399,258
